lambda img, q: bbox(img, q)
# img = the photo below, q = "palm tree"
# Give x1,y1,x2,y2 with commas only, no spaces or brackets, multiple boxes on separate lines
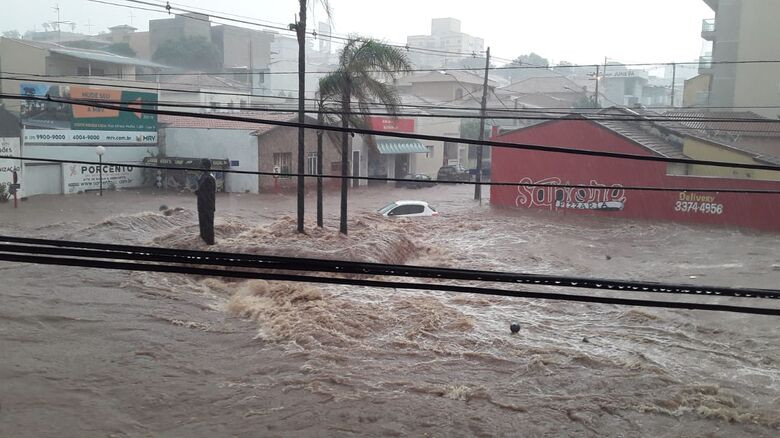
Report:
319,38,411,235
295,0,330,234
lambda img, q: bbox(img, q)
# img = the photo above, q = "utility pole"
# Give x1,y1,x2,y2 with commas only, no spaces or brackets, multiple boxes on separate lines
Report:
670,62,677,107
594,65,600,107
316,92,324,228
474,46,490,202
294,3,307,234
52,4,61,42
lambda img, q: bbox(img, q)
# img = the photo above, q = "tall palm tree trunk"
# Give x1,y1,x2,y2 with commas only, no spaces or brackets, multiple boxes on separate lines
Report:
296,1,307,233
339,83,351,234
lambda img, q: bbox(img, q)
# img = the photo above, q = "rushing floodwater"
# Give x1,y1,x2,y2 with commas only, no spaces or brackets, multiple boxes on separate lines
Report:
1,185,779,437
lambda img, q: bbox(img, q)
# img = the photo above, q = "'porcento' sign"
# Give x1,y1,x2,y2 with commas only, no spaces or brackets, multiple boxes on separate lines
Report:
62,163,143,194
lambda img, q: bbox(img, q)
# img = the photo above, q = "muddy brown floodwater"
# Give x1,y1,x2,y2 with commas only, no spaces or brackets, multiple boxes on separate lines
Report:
1,184,779,437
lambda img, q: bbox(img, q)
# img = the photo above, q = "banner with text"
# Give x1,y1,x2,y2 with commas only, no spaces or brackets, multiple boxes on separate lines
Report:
62,162,143,194
0,137,22,198
20,82,157,145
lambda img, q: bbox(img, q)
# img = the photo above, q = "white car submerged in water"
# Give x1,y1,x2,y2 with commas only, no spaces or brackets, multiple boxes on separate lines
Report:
378,200,439,217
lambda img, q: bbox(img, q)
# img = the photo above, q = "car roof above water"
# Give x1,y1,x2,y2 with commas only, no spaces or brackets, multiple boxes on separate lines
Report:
394,200,430,206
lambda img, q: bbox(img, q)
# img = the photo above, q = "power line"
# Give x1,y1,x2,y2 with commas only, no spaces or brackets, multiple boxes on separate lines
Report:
91,0,780,71
0,249,778,316
2,235,779,300
6,74,780,132
6,93,780,172
9,155,780,195
108,0,482,59
6,81,780,128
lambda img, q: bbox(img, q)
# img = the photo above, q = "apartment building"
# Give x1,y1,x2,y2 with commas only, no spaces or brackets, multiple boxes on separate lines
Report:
698,0,780,118
406,18,484,69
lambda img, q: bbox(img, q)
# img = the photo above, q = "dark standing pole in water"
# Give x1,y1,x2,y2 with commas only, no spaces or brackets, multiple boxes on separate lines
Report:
474,47,490,202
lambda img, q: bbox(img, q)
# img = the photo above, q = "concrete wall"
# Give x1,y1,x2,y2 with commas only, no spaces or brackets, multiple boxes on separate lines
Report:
410,82,482,101
257,126,342,192
215,26,273,70
732,0,780,118
0,38,47,112
21,143,157,197
683,74,711,106
683,137,780,181
149,14,211,59
706,0,780,117
162,127,258,193
413,116,459,176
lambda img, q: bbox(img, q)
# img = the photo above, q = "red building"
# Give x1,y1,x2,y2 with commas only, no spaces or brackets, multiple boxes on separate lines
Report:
490,116,780,231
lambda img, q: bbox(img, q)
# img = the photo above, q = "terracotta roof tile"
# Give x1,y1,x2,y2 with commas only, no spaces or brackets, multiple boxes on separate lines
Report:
158,112,297,132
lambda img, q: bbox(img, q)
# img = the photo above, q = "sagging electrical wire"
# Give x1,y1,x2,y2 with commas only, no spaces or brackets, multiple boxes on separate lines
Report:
1,235,779,300
7,155,780,195
5,93,780,173
0,249,778,316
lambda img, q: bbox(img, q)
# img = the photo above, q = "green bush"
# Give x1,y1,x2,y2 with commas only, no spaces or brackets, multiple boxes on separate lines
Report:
0,183,9,203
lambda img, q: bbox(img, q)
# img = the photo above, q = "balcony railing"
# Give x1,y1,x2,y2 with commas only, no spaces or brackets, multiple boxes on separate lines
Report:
702,18,716,33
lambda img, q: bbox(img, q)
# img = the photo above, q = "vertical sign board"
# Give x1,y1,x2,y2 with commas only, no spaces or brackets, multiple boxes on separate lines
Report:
0,137,22,198
62,162,143,194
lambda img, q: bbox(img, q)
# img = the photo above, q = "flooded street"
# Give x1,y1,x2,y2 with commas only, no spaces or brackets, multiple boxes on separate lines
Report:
1,184,779,437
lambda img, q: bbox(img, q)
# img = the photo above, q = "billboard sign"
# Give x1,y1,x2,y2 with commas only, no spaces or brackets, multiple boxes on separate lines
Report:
367,116,415,133
62,162,143,194
20,82,157,144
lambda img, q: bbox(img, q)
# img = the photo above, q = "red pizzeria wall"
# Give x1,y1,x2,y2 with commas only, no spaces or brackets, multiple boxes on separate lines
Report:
490,119,780,231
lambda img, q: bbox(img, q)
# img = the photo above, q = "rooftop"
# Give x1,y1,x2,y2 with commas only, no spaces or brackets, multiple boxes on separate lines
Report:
662,111,780,138
397,70,497,87
159,112,296,131
7,38,165,69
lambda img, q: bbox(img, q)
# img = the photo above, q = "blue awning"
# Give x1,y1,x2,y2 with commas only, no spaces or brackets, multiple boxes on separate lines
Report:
376,139,428,154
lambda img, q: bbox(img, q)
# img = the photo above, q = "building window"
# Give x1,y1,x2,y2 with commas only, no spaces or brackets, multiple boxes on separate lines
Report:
455,88,464,100
273,152,292,178
307,152,318,176
426,145,434,158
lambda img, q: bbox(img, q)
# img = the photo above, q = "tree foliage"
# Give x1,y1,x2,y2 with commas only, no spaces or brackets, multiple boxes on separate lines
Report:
152,36,222,70
512,52,550,67
573,95,601,109
2,30,20,39
460,118,490,140
318,37,411,234
106,42,136,57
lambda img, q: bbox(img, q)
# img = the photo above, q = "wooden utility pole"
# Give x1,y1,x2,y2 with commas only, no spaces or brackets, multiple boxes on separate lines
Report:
474,46,490,202
295,3,307,233
594,65,600,107
670,62,677,107
316,93,324,228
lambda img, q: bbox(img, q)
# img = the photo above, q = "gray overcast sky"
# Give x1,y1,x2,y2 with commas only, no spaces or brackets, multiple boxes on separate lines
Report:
1,0,713,65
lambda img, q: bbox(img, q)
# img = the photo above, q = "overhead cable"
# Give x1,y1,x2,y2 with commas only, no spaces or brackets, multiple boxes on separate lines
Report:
2,236,779,300
1,251,778,316
5,93,780,172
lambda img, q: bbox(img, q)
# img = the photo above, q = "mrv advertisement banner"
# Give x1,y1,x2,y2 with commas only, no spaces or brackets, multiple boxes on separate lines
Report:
20,82,158,145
